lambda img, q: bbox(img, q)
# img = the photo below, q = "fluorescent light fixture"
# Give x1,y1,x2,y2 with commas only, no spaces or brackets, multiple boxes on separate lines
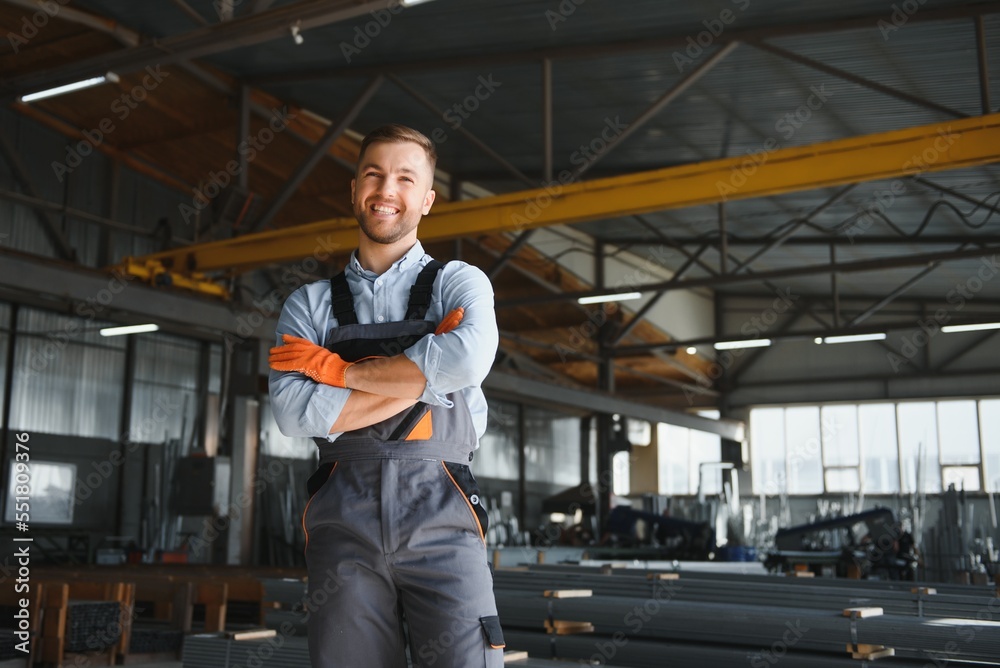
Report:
20,72,120,103
400,0,437,5
941,322,1000,333
99,323,159,337
686,346,697,355
713,339,771,350
821,332,886,344
578,291,642,305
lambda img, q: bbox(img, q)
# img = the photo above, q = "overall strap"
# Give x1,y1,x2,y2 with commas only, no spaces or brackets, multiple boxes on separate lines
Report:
328,271,358,326
405,260,445,321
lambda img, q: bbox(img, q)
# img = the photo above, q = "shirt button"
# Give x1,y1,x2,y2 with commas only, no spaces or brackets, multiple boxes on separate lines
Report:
376,279,383,286
376,315,384,322
470,494,480,506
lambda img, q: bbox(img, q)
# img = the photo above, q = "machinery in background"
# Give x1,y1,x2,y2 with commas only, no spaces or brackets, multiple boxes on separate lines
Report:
766,507,919,579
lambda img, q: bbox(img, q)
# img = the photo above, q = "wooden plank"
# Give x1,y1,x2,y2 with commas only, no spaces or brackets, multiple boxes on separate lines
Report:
843,607,884,619
503,650,529,662
847,644,895,660
543,590,592,599
227,628,277,640
646,572,681,581
544,620,595,635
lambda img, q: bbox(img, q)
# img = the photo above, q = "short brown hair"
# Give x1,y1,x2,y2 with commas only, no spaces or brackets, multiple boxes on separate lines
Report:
358,124,437,175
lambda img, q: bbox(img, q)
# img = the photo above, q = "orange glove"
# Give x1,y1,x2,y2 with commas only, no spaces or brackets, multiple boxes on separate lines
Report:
435,307,464,335
269,334,357,387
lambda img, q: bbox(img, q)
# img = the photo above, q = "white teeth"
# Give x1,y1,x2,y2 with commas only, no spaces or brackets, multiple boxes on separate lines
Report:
372,204,398,214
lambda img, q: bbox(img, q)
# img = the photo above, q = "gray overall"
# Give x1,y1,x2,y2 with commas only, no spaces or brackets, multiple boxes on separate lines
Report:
302,261,505,667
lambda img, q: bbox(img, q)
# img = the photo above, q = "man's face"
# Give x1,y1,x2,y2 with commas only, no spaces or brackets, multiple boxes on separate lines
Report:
351,141,436,246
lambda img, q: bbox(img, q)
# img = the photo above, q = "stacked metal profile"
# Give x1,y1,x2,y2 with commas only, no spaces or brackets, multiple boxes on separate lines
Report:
497,565,1000,619
260,577,309,636
495,566,1000,666
128,625,184,654
64,600,121,652
181,633,310,668
0,629,16,661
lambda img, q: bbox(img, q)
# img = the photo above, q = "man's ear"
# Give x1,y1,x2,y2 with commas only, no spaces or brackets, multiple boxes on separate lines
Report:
350,178,356,203
422,189,436,215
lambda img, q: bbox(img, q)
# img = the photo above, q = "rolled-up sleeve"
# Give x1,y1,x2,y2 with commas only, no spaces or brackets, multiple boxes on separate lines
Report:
268,286,350,439
403,264,498,406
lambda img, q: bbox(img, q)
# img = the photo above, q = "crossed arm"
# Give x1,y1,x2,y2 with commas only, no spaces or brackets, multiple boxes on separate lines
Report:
267,266,497,438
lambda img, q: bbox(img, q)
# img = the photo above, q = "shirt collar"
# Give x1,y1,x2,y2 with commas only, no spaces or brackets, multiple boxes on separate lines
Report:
349,241,426,278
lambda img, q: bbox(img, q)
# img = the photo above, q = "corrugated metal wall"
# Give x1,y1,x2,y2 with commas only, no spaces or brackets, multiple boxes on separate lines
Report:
9,307,125,439
130,333,200,445
0,108,211,269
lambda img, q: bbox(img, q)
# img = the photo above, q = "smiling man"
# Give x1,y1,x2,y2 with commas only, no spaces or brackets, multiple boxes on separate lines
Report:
268,124,504,667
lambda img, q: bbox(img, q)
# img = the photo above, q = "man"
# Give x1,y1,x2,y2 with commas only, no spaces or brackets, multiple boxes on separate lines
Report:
268,124,504,667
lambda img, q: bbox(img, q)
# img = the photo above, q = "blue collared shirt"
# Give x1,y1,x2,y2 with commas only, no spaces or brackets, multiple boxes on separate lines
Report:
268,241,498,443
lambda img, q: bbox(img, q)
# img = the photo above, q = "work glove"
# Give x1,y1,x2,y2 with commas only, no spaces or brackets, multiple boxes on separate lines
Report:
269,307,464,386
269,334,358,387
435,307,464,335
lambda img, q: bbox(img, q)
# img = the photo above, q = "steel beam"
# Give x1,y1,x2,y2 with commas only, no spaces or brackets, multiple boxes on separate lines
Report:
0,247,275,340
729,184,855,274
250,76,383,232
848,262,942,326
750,41,967,118
129,113,1000,276
603,234,1000,246
245,3,1000,83
610,243,710,346
571,42,739,180
168,0,209,25
499,245,1000,308
934,329,999,371
2,0,410,101
3,0,359,191
612,316,1000,357
483,371,743,440
237,84,251,191
0,130,75,261
976,16,993,115
388,74,534,187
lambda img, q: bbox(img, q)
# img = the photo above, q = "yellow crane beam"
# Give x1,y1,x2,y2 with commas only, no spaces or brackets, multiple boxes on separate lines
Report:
124,113,1000,283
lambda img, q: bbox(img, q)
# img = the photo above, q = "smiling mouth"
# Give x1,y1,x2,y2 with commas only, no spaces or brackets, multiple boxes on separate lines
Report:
370,203,399,215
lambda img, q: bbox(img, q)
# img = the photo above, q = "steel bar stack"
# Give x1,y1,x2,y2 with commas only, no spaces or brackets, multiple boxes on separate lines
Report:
495,565,1000,666
181,633,310,667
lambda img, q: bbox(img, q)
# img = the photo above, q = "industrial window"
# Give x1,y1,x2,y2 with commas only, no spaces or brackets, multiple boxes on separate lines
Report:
751,398,999,494
523,406,580,487
9,307,126,439
129,333,200,444
475,399,520,481
656,412,723,496
0,301,9,426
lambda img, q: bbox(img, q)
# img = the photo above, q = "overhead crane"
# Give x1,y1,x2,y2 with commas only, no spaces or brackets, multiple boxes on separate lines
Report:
116,113,1000,296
